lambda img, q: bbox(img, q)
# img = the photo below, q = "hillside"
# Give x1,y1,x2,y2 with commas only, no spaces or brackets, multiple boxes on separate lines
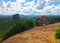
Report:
2,23,60,43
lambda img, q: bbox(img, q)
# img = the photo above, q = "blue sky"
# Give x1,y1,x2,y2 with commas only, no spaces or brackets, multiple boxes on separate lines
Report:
4,0,60,5
4,0,37,4
5,0,16,2
5,0,35,2
0,0,60,15
50,2,60,6
0,0,60,6
0,0,37,7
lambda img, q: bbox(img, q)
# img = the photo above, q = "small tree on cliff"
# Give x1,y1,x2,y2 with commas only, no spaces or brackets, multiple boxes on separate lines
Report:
36,15,50,26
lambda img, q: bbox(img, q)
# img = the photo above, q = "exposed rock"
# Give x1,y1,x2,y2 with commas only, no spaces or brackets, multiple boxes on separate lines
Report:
36,15,50,26
12,14,20,20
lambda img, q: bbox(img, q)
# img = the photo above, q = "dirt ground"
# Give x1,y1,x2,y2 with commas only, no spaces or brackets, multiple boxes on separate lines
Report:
2,23,60,43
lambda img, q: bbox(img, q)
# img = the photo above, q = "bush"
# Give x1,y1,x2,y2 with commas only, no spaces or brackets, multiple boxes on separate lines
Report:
11,19,35,33
50,19,57,24
55,27,60,39
2,19,35,41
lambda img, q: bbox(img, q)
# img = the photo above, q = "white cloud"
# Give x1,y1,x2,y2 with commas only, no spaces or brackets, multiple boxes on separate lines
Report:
17,0,25,3
46,0,51,2
51,0,60,2
24,1,35,6
0,0,36,15
0,0,60,15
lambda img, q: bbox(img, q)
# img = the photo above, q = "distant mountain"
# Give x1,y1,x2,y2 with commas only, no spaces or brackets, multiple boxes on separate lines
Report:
0,15,12,18
0,14,39,18
0,14,60,19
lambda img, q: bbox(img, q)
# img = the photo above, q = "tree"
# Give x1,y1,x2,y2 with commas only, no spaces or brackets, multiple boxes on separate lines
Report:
36,15,50,26
2,19,35,41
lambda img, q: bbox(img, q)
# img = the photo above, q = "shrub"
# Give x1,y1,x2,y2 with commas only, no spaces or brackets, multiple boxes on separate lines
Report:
50,19,57,24
55,27,60,39
11,19,35,32
2,19,35,41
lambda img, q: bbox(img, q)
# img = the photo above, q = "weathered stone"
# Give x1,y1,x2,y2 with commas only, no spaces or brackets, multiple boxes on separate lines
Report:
36,15,50,26
12,14,20,20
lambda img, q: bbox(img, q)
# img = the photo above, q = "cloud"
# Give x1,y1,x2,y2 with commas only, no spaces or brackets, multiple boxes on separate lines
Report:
24,1,35,6
0,0,60,15
45,0,51,2
17,0,25,3
35,0,46,9
0,0,36,15
51,0,60,2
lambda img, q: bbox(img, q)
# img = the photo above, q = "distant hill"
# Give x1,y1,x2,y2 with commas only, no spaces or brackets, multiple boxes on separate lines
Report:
0,14,60,18
0,15,12,18
2,22,60,43
0,14,60,22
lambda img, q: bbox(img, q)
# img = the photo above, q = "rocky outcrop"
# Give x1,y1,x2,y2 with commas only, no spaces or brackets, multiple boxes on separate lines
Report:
12,14,20,19
36,15,50,26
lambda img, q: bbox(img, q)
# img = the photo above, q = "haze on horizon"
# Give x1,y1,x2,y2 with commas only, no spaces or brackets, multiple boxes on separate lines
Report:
0,0,60,15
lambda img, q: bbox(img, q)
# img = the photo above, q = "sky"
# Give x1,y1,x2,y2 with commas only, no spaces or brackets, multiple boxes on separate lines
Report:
0,0,60,15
